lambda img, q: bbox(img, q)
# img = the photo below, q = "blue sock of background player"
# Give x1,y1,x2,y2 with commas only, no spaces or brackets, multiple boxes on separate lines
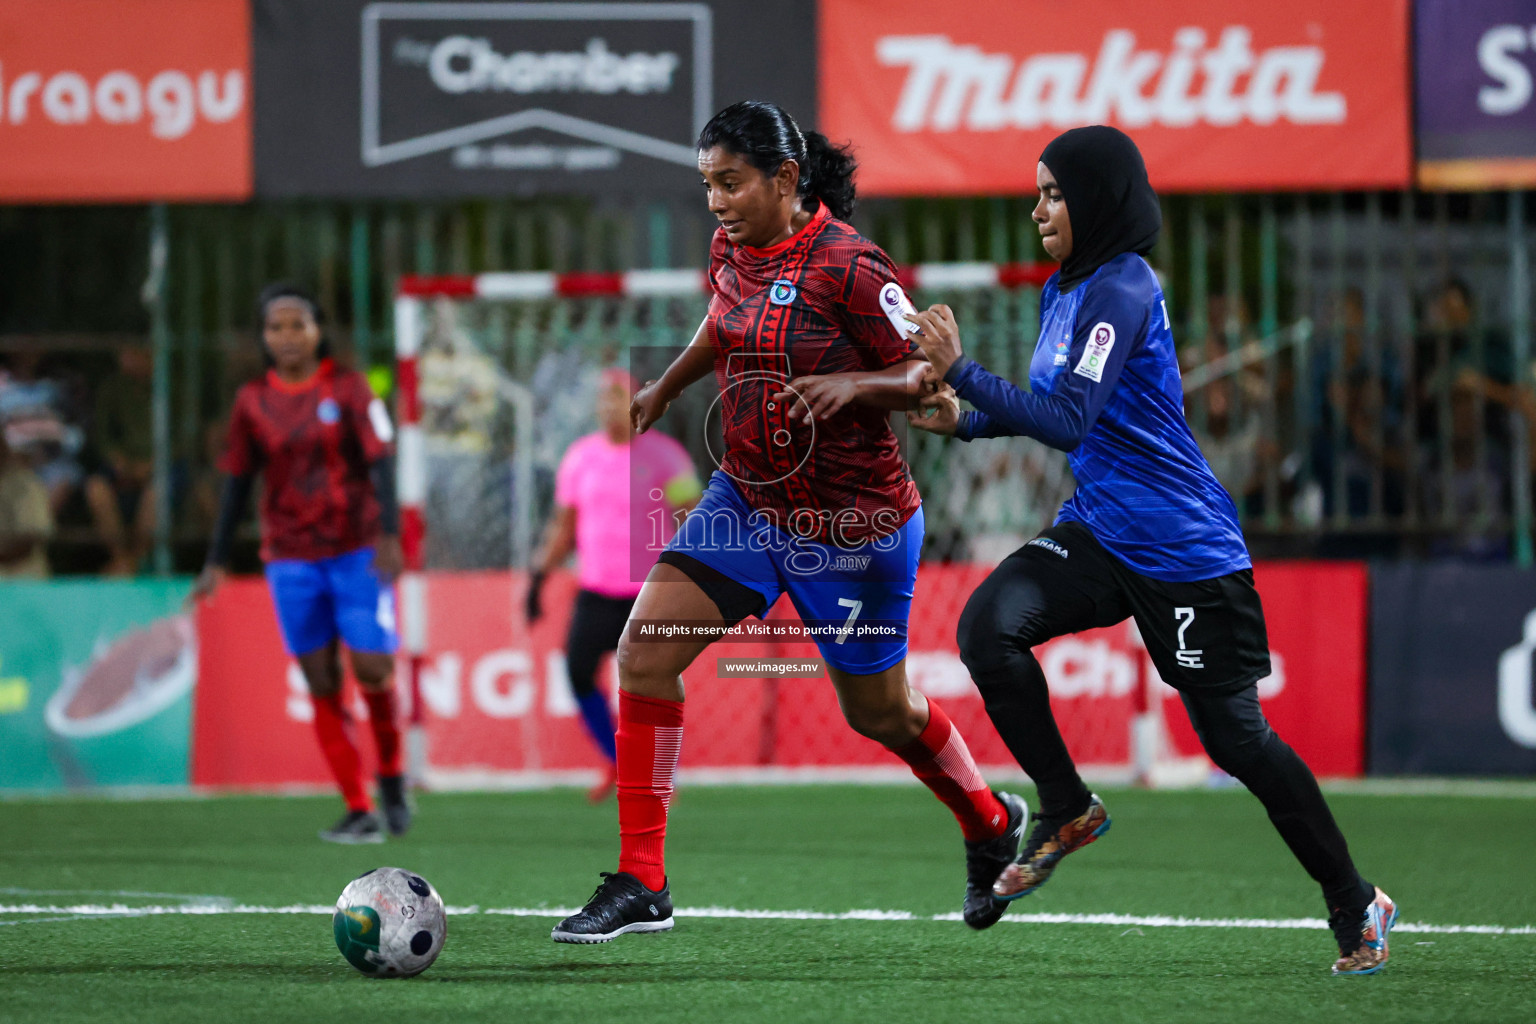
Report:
575,689,617,762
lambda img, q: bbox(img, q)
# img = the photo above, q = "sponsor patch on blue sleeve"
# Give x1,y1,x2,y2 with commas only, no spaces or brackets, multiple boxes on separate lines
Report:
1073,322,1116,383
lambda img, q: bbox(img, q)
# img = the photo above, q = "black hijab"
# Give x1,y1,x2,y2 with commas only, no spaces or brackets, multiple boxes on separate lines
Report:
1039,126,1161,292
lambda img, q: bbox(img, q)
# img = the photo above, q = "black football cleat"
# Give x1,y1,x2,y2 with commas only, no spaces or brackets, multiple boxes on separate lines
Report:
962,791,1028,929
319,809,384,845
378,774,413,837
551,872,675,944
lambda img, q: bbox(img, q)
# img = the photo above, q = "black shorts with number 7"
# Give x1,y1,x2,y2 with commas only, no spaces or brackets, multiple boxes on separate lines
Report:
968,521,1272,695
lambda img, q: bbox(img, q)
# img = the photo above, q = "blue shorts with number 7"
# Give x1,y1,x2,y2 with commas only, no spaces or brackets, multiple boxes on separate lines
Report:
663,472,921,674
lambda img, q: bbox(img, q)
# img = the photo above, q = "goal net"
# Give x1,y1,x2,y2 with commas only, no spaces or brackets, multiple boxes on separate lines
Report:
392,266,1210,790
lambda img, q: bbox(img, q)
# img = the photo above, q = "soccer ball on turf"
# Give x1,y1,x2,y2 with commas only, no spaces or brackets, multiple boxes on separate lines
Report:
332,867,447,978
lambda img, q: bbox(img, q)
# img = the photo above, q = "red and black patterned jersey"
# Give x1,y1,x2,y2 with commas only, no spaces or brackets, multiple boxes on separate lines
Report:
707,203,922,546
220,360,392,562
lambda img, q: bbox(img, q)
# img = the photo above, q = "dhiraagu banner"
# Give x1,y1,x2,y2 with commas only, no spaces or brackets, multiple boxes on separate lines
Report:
0,579,195,791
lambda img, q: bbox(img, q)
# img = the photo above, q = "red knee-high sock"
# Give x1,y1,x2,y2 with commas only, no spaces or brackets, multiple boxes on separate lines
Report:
311,693,371,812
616,690,683,892
362,687,404,778
891,698,1007,841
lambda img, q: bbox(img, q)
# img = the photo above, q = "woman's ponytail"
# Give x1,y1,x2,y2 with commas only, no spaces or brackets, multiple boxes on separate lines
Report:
800,130,857,221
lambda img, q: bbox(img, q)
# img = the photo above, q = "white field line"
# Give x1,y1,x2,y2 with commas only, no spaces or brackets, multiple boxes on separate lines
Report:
0,903,1532,936
0,889,235,927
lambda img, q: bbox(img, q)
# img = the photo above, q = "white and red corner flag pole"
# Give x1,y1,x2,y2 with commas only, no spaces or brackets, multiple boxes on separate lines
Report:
393,293,430,784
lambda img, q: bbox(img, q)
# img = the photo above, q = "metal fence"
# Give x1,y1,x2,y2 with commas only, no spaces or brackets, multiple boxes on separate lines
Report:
0,190,1531,571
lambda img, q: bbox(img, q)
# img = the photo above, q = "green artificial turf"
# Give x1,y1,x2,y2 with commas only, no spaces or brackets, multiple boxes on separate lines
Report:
1,785,1532,1024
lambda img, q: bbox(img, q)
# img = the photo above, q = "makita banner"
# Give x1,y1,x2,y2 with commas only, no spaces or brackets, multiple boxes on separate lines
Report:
819,0,1411,194
190,563,1364,789
1370,564,1536,774
254,0,814,198
0,0,251,202
1417,0,1536,189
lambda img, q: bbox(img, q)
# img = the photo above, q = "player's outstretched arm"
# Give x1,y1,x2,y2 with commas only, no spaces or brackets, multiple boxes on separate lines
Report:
632,317,715,433
906,303,1128,451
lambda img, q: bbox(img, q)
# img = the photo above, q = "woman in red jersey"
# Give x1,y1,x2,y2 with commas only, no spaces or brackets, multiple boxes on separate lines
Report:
552,102,1025,944
193,284,409,845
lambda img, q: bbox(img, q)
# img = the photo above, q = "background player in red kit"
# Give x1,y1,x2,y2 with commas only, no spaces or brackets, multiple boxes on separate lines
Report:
552,101,1026,944
192,284,409,844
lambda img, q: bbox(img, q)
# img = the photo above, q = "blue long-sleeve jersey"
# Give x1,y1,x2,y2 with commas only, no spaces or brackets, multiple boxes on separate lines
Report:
946,252,1250,582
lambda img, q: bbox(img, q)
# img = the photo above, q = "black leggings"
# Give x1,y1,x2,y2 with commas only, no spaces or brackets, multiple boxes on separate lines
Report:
564,590,636,697
957,545,1370,910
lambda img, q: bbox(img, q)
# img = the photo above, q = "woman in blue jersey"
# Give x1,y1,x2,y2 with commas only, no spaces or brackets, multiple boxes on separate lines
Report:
906,126,1397,977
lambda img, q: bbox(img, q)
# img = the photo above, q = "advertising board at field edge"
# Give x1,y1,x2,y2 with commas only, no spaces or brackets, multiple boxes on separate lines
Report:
819,0,1411,195
253,0,815,198
1370,564,1536,774
189,563,1365,790
0,0,251,202
1416,0,1536,189
0,580,195,791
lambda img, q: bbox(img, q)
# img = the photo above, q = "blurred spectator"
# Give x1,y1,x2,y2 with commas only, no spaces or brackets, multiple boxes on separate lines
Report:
1412,278,1535,558
1414,278,1515,446
1186,295,1291,517
420,301,499,452
0,429,54,578
1195,367,1267,508
1309,288,1407,534
0,351,84,514
419,300,506,568
84,342,155,575
1419,376,1511,560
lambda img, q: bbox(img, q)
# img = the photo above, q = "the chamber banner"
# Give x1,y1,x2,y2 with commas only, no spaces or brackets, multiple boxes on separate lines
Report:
253,0,816,198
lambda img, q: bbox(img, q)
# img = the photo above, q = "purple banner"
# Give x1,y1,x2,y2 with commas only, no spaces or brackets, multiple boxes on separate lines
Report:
1417,0,1536,187
1369,563,1536,775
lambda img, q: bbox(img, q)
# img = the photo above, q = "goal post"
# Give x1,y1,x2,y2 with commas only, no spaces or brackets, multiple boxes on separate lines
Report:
391,263,1210,790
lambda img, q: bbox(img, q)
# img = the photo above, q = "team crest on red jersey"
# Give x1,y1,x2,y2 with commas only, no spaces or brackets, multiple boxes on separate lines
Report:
769,279,798,305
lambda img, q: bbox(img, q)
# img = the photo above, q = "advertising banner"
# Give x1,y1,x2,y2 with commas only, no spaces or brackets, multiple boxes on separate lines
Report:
1416,0,1536,189
253,0,815,198
819,0,1412,195
1370,564,1536,774
0,580,195,791
190,562,1365,789
0,0,251,202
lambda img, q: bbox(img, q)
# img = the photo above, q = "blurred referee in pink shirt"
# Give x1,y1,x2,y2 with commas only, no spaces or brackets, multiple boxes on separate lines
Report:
527,369,702,801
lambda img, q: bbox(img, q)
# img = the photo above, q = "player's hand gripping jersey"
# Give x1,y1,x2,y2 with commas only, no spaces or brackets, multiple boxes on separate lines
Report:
948,253,1248,581
221,359,392,561
707,203,921,545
